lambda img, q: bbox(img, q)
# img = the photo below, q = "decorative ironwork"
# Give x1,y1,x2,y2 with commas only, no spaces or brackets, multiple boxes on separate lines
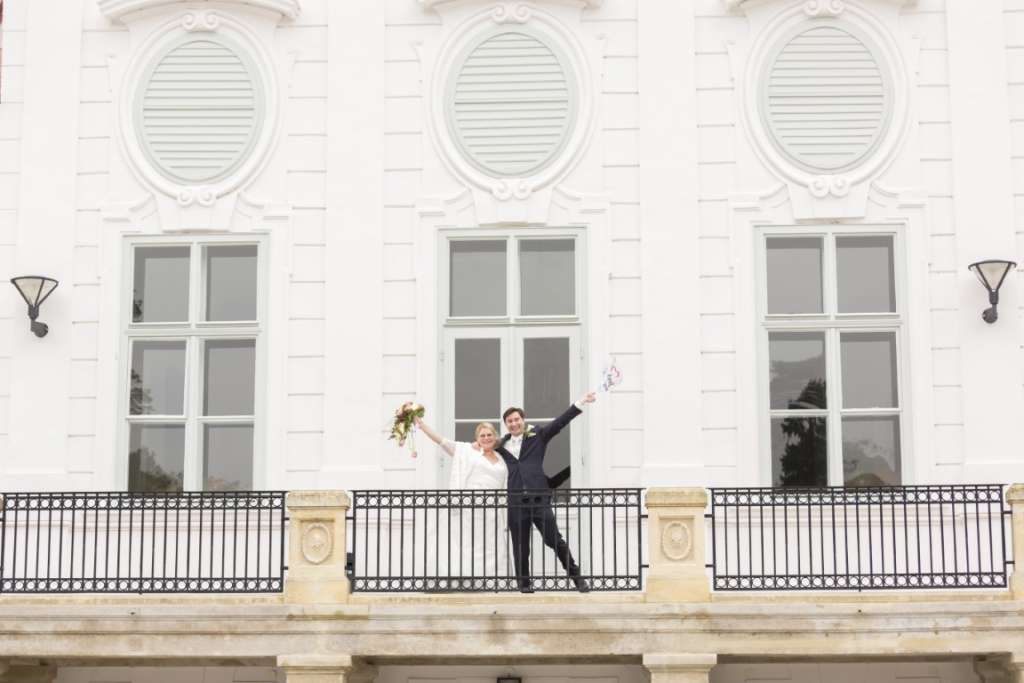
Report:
0,491,287,593
707,485,1014,591
348,488,646,593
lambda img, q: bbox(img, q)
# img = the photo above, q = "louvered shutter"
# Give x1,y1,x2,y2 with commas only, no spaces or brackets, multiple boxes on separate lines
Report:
764,25,890,172
448,31,575,178
138,38,262,184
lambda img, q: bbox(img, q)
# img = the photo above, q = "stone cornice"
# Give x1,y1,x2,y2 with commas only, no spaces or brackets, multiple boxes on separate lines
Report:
420,0,602,8
97,0,301,22
723,0,914,11
0,598,1022,664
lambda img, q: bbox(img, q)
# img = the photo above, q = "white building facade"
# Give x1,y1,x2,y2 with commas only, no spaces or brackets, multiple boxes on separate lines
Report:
1,0,1024,682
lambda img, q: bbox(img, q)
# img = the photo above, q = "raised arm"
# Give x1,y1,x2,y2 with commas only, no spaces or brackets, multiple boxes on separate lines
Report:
414,416,455,457
538,392,596,443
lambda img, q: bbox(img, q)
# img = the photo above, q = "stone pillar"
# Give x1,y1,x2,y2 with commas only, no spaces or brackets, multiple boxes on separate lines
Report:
1009,485,1024,600
278,655,373,683
284,491,351,604
643,654,717,683
645,488,710,602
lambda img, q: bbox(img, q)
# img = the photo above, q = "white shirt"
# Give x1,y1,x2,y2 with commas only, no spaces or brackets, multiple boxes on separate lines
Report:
505,400,586,459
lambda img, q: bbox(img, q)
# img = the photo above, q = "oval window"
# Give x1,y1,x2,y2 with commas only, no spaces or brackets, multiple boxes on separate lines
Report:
762,25,891,173
137,37,263,185
447,30,576,178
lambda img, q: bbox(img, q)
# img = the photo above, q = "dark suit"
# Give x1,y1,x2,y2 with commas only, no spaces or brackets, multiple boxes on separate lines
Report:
497,404,584,590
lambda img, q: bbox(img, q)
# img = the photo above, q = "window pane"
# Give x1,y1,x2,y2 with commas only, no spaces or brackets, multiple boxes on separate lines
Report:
520,239,575,315
203,339,256,416
206,245,258,321
842,416,900,486
454,338,500,419
450,241,506,316
133,246,190,323
769,332,826,410
534,420,571,489
771,417,827,487
841,332,897,409
524,338,570,419
130,340,186,415
128,424,185,492
837,236,895,313
766,237,823,314
203,424,254,491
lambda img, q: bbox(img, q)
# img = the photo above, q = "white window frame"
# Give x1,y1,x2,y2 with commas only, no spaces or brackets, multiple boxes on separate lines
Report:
118,234,268,491
755,224,908,487
438,227,586,486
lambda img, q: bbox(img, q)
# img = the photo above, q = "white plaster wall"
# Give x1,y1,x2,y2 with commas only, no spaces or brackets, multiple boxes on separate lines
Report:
0,0,28,483
1,0,1024,492
906,0,964,479
280,0,328,486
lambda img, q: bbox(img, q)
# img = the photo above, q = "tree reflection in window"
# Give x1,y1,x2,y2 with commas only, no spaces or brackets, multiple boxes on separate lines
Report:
776,379,827,487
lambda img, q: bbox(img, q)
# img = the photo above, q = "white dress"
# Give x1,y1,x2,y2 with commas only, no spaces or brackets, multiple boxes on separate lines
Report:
435,440,509,585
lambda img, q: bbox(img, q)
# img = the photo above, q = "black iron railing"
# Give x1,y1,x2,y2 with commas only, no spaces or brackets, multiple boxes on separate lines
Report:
708,485,1013,591
347,488,645,592
0,491,287,593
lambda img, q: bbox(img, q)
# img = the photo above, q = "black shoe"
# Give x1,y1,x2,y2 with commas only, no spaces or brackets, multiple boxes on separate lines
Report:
572,575,590,593
519,580,534,594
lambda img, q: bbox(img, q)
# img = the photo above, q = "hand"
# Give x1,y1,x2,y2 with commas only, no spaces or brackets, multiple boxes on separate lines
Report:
413,415,423,427
578,391,596,405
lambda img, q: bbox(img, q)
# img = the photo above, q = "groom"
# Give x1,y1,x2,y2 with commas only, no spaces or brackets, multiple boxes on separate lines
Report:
498,392,596,593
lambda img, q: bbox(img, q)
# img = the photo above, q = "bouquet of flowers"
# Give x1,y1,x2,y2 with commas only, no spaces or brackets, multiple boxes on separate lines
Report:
390,401,425,457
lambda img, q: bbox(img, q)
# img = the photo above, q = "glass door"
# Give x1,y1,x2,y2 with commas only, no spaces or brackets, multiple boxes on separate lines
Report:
440,328,511,486
442,327,580,488
515,327,580,488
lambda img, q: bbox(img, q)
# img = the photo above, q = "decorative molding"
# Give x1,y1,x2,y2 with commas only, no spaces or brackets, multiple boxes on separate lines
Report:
98,0,301,22
803,0,845,17
735,1,911,218
300,522,333,565
491,3,533,23
808,175,850,198
115,11,280,213
421,0,601,8
660,519,693,562
99,193,159,227
725,0,913,11
176,186,217,207
181,10,221,31
426,4,597,216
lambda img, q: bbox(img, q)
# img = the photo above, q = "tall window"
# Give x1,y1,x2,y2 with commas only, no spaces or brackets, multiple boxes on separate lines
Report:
758,228,903,487
124,237,262,492
442,231,582,487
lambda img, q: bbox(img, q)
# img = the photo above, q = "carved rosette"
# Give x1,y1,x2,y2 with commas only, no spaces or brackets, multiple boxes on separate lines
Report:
661,520,693,562
300,522,333,565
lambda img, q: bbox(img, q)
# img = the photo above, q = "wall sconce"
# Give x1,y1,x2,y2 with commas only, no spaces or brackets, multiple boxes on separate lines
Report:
968,260,1016,324
10,276,59,337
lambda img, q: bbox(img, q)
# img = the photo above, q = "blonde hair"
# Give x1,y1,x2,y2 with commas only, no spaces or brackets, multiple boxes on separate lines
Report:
474,422,497,441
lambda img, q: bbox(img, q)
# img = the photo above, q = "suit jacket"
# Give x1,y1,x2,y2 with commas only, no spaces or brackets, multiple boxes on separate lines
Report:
498,404,582,493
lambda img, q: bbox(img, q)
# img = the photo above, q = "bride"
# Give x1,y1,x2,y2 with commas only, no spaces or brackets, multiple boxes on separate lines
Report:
415,416,509,587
